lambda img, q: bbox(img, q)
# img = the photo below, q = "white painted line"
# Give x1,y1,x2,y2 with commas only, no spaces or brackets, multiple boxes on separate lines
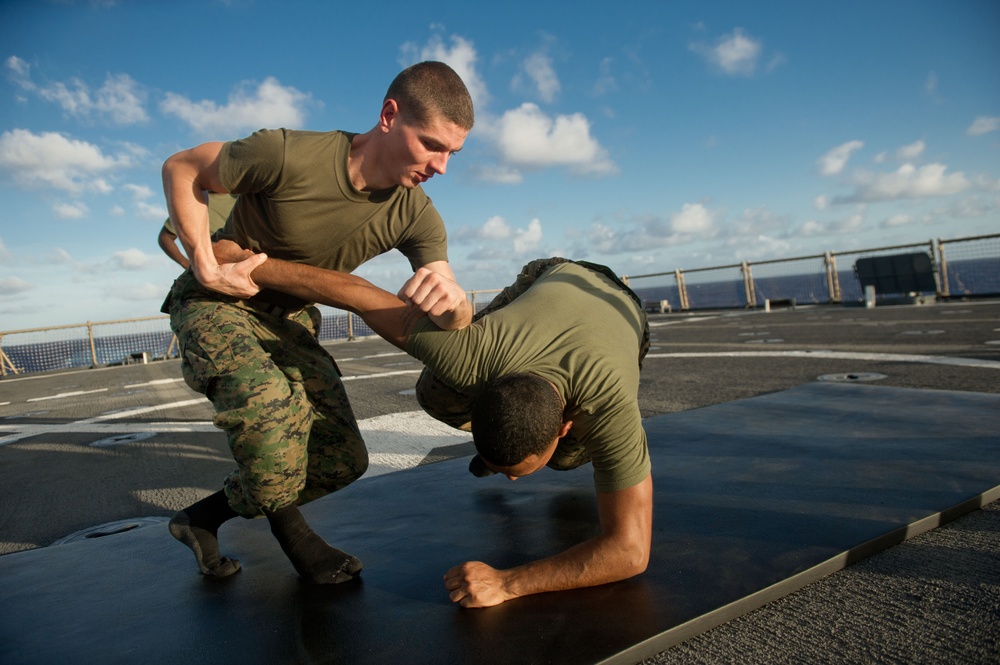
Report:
0,406,471,481
337,351,408,362
342,369,422,381
644,350,1000,370
80,398,209,423
27,388,109,403
123,378,185,389
0,402,9,407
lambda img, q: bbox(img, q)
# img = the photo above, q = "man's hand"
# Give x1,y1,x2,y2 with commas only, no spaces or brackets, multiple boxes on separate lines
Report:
443,561,515,608
193,252,267,299
398,264,471,330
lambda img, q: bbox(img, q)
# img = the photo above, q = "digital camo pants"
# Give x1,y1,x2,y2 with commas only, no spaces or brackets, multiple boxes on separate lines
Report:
169,283,367,518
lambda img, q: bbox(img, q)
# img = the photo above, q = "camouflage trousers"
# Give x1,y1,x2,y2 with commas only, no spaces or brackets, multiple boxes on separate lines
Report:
168,274,367,517
415,257,650,471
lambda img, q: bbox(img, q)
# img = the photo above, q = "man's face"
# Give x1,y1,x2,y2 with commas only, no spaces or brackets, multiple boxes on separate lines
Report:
483,436,561,481
385,111,468,189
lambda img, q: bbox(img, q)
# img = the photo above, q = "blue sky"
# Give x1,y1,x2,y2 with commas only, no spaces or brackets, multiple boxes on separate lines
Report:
1,0,998,330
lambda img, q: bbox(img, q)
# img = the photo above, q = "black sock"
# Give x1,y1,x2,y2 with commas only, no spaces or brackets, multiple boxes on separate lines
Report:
169,489,241,578
265,504,362,584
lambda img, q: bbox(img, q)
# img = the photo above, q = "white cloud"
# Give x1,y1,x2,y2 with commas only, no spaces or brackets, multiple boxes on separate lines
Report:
480,215,512,240
896,140,925,160
111,248,153,270
966,116,1000,136
400,34,488,111
813,194,829,210
161,77,310,137
471,164,523,184
839,163,970,203
513,218,543,253
0,129,133,193
817,140,864,176
54,201,89,219
492,103,616,176
924,71,938,95
691,28,763,76
0,237,9,262
518,52,560,104
670,203,714,234
0,276,34,296
6,57,148,125
124,183,154,200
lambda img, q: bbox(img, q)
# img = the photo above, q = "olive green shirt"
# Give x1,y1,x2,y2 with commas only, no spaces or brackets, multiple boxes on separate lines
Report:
217,129,449,308
408,262,650,493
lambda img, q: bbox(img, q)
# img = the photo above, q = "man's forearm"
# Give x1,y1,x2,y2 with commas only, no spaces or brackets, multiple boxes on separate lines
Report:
446,475,653,607
249,258,412,349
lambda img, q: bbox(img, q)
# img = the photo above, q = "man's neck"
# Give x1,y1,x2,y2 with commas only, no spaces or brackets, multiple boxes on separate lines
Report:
347,130,391,192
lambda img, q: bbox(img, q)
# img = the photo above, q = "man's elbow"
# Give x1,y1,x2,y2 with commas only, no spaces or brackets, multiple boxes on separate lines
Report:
624,543,650,577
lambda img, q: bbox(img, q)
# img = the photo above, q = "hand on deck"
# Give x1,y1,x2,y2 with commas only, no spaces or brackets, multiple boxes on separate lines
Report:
443,561,515,608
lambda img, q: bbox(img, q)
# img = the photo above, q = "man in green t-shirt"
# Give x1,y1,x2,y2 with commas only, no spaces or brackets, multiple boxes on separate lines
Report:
160,61,474,585
157,193,237,269
212,246,653,608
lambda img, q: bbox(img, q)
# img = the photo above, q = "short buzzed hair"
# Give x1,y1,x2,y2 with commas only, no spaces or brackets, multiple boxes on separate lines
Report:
385,61,474,131
471,373,564,467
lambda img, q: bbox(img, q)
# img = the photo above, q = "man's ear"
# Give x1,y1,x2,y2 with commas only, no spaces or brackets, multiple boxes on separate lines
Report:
557,421,573,439
379,99,399,132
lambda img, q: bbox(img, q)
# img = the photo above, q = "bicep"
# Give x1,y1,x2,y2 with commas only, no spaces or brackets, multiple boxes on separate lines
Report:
596,474,653,544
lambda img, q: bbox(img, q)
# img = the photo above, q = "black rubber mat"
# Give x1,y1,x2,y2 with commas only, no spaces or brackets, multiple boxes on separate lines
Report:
2,382,998,664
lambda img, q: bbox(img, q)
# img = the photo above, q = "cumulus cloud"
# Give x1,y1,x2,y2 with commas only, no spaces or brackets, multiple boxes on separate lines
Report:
0,237,10,262
966,116,1000,136
513,218,543,253
836,163,970,204
400,34,488,111
492,103,616,176
6,56,148,125
453,215,545,256
161,77,310,137
111,248,154,270
896,140,925,160
670,203,714,234
0,129,133,193
480,215,512,240
690,28,763,76
0,276,34,296
817,140,864,176
517,52,560,103
580,203,719,256
54,201,89,219
122,183,166,219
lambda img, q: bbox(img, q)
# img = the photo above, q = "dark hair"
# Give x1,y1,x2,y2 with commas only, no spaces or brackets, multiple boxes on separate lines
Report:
385,61,474,130
471,374,564,467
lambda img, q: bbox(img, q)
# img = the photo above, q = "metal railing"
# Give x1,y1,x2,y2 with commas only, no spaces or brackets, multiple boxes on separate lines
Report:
0,289,503,377
2,233,997,377
623,233,1000,312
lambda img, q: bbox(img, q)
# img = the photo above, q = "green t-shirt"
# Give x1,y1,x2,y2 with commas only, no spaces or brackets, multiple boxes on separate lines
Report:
216,129,448,308
162,192,236,236
408,262,650,493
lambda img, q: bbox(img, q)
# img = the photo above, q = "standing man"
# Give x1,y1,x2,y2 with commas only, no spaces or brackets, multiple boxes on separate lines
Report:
157,192,237,269
161,61,474,584
210,246,652,607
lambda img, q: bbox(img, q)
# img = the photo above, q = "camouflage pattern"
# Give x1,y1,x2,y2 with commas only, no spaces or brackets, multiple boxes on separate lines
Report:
415,257,650,471
167,271,367,517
